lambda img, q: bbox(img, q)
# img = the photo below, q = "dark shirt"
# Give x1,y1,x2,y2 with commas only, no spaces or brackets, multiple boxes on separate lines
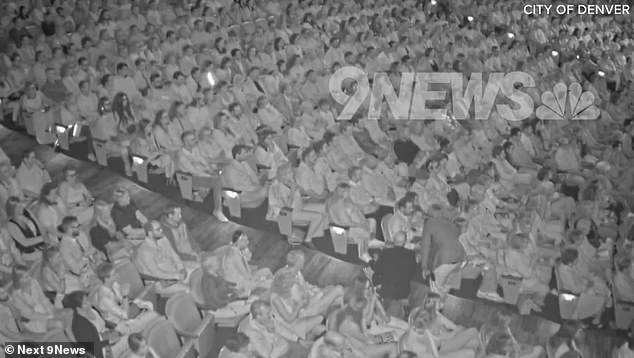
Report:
71,310,108,358
111,202,142,232
41,80,69,104
200,271,234,310
373,246,417,299
41,21,56,36
393,139,420,165
89,224,117,257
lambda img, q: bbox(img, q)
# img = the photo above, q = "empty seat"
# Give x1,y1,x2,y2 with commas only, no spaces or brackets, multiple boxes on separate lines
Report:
146,318,197,358
165,292,216,358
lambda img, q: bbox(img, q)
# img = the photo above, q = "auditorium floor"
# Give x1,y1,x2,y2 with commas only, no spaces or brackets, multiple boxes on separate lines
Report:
0,125,621,357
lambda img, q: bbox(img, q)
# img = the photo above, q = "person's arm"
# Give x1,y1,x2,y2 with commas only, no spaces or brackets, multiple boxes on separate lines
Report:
135,246,181,281
271,295,302,323
420,222,433,277
95,287,128,320
6,222,44,249
60,239,87,275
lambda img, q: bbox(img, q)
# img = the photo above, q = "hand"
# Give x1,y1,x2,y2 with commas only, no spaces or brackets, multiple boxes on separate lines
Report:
179,269,187,280
422,269,431,279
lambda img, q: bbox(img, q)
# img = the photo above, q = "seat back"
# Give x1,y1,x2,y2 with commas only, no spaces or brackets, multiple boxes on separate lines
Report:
499,275,522,305
24,113,36,136
554,261,579,319
33,110,56,144
112,260,145,299
92,139,109,166
54,123,71,150
165,292,203,334
176,171,194,201
329,225,349,255
380,213,393,243
613,286,634,330
132,154,149,183
188,268,205,307
146,319,193,358
277,207,293,236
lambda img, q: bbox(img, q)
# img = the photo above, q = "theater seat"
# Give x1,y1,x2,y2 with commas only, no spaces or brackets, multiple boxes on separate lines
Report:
329,224,350,255
222,187,242,218
613,288,634,330
131,154,149,183
554,261,579,320
145,318,197,358
165,292,216,358
112,259,156,306
176,171,195,201
499,275,522,305
92,139,109,167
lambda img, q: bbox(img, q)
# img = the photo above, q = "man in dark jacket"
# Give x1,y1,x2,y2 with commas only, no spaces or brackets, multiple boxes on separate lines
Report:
372,231,418,319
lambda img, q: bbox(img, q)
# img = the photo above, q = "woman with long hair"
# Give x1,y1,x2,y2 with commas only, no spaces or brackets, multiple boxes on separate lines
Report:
333,294,398,358
111,92,137,133
89,96,132,175
6,196,46,262
151,109,182,157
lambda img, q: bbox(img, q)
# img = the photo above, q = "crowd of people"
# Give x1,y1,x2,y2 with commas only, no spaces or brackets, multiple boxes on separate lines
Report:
0,0,634,356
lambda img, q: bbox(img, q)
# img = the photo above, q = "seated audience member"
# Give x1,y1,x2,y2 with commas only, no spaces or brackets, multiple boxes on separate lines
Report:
371,232,418,319
332,294,398,358
64,290,128,358
6,196,47,261
614,255,634,301
92,263,159,334
267,165,329,243
176,130,228,222
39,247,69,302
238,300,291,358
254,128,288,179
9,265,71,334
556,248,610,324
327,183,377,261
126,332,161,358
270,269,325,341
386,197,415,243
0,162,22,222
480,310,545,358
111,187,147,239
277,250,344,315
160,206,201,261
57,164,95,227
399,307,475,358
128,119,175,179
198,252,241,311
484,332,543,358
310,331,365,358
36,182,68,239
58,216,103,291
547,321,584,358
218,332,252,358
0,227,21,279
134,220,196,295
90,200,134,262
222,144,269,208
221,230,273,292
615,336,634,358
16,150,51,200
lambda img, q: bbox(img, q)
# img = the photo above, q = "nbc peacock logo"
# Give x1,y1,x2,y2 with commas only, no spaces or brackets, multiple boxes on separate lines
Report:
535,82,600,121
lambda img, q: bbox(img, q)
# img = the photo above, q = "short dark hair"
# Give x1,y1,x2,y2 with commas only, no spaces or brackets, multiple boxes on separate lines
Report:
116,62,128,72
561,248,579,265
128,333,145,352
224,332,249,352
231,230,244,243
231,144,250,159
